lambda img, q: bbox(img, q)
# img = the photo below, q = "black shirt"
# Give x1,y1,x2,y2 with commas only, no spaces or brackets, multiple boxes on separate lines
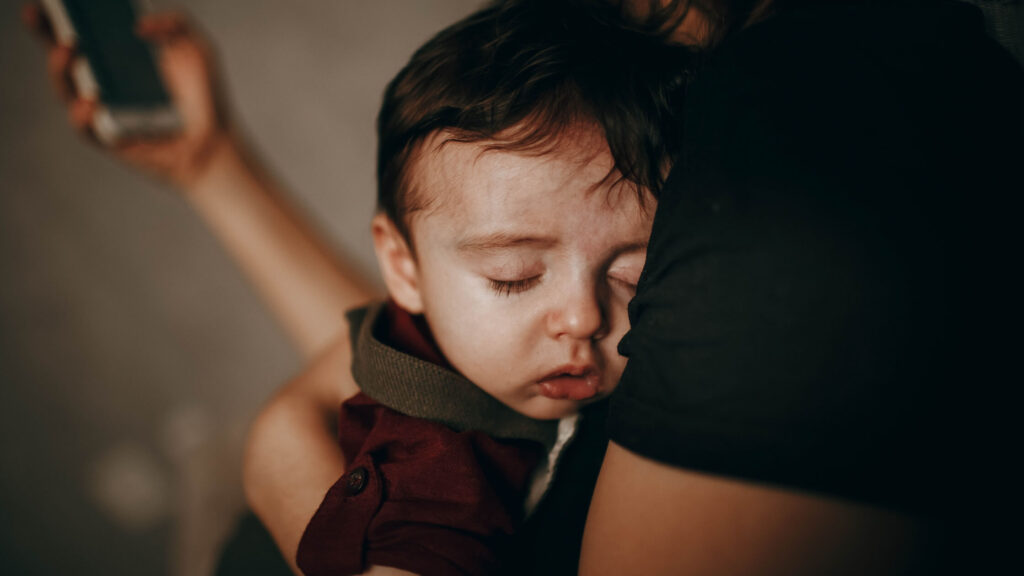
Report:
610,0,1022,520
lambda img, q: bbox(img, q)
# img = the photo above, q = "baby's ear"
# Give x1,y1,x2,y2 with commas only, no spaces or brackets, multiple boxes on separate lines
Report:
371,213,424,313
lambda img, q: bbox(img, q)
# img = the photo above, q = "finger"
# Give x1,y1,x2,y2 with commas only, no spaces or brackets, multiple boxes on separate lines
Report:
113,141,155,163
114,140,180,174
113,137,176,156
68,98,98,142
111,143,163,172
22,3,55,43
47,44,76,101
135,12,190,41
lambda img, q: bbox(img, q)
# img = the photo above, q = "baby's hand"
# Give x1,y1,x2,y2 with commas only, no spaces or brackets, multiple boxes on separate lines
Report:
23,4,233,188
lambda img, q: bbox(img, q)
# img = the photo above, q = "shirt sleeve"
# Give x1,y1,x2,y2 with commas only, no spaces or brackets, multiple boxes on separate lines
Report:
296,394,542,576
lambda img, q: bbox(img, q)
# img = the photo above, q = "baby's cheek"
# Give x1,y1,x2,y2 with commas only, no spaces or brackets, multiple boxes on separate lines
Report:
603,343,628,383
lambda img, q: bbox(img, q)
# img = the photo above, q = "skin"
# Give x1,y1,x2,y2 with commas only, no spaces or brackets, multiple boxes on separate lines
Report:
374,128,653,420
581,444,926,576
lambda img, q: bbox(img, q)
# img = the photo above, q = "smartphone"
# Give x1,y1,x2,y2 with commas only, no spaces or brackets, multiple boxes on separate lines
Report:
40,0,182,144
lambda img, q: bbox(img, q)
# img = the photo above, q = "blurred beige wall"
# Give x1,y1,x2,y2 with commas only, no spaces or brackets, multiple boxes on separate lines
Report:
0,1,480,574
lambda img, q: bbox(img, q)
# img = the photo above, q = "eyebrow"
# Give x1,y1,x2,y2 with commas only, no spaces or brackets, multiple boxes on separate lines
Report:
456,233,648,255
456,232,559,253
613,241,649,255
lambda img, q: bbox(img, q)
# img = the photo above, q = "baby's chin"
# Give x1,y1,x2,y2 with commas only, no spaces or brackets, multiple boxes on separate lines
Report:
515,392,607,421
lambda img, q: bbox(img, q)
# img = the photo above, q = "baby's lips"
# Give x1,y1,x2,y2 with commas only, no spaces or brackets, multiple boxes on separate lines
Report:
539,375,599,400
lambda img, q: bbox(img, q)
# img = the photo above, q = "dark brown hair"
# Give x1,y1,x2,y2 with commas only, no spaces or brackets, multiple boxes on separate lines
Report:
376,0,694,240
574,0,781,43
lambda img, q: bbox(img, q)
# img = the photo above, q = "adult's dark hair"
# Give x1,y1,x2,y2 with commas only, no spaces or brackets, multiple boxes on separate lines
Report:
572,0,793,44
376,0,693,241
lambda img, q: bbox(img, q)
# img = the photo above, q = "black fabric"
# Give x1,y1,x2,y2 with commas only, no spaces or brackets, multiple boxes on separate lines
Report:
503,401,608,576
215,512,291,576
610,0,1022,521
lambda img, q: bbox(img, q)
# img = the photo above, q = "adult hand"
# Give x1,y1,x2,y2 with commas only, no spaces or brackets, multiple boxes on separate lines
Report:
23,4,234,189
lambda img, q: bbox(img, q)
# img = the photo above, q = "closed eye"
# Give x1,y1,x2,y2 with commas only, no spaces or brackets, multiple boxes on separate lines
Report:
489,276,541,297
608,274,638,294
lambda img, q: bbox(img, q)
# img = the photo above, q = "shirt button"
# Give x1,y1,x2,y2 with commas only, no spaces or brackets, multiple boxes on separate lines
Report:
345,466,369,495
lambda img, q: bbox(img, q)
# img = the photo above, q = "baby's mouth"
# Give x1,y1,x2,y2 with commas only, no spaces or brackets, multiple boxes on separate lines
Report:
538,367,600,400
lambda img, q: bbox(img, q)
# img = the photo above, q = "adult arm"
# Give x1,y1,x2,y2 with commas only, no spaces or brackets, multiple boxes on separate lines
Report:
580,442,925,576
243,332,359,575
183,135,378,356
24,5,379,358
26,7,404,573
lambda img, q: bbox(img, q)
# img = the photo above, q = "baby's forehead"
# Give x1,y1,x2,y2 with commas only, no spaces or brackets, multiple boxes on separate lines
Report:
407,125,628,209
402,128,653,247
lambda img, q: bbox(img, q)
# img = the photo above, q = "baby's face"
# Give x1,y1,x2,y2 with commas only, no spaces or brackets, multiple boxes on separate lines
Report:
383,128,654,420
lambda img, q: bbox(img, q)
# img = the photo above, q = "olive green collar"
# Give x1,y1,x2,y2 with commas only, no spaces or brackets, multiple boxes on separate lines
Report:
347,303,558,450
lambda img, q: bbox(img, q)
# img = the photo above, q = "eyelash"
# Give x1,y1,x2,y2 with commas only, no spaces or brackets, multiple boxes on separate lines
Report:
609,275,638,292
488,274,637,297
489,276,541,297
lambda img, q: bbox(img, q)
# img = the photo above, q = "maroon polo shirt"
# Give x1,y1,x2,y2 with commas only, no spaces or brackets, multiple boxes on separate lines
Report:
296,302,551,576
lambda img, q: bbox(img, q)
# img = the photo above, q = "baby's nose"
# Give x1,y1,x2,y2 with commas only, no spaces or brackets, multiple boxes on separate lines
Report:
546,283,607,341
